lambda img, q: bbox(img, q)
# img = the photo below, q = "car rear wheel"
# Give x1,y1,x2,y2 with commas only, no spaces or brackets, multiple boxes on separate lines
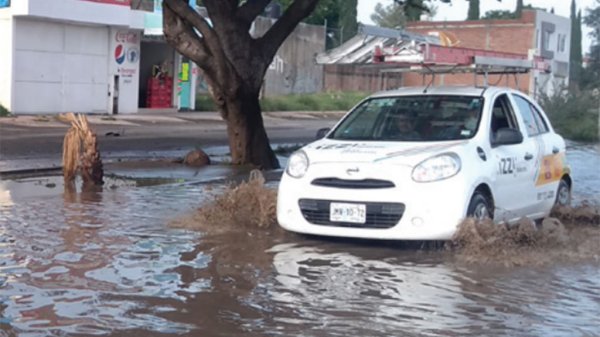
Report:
467,191,493,220
555,179,571,207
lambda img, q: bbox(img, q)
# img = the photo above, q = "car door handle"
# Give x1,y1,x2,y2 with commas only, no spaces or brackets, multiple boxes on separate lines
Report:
552,147,560,154
524,153,534,160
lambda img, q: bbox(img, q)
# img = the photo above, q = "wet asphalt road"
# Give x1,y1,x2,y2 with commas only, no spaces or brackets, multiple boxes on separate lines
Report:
0,114,336,165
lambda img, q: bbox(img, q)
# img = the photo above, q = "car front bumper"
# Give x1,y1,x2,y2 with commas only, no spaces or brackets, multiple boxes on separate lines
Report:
277,163,470,240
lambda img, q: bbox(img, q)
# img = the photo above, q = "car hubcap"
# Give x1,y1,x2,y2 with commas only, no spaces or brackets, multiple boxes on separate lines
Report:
557,184,570,205
473,203,489,220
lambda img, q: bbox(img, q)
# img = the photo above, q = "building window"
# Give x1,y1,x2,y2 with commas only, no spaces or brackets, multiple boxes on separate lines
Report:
543,31,551,51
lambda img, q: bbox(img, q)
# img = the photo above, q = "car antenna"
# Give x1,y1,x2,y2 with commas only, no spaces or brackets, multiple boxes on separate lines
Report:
422,66,435,93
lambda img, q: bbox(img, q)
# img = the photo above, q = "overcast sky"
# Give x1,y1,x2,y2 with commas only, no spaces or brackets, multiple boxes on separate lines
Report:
357,0,595,53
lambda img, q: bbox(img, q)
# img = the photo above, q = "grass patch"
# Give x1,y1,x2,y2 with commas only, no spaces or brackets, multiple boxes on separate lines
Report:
195,92,369,112
0,104,10,117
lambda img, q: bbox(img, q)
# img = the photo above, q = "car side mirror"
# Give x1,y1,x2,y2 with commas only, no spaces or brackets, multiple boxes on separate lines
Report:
492,128,523,146
315,127,331,139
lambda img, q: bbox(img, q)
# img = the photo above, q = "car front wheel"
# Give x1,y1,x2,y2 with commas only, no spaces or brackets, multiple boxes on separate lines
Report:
467,191,493,220
555,179,571,207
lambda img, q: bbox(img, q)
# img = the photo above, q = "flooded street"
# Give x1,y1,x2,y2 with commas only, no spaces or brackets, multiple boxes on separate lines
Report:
0,143,598,336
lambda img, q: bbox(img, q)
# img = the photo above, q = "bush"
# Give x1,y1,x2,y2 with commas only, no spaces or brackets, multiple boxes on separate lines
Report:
0,103,10,117
538,89,599,142
195,92,369,112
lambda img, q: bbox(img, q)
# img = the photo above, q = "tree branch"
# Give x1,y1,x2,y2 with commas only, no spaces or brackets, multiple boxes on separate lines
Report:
237,0,271,28
162,3,211,68
258,0,320,61
163,0,221,54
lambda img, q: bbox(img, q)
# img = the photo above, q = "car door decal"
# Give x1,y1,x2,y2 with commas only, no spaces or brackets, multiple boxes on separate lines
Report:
535,153,567,186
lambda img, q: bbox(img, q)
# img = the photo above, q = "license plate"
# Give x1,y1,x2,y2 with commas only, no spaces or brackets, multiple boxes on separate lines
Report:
330,202,366,223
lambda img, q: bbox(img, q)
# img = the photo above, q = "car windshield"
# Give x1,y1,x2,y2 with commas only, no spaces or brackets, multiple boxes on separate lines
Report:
329,95,484,142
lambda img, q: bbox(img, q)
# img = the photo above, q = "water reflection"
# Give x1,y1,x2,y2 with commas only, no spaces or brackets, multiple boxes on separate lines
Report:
567,142,600,202
0,182,208,335
255,242,600,337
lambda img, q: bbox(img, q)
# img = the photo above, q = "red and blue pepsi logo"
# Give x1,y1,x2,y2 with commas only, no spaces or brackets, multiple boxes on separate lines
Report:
114,44,125,65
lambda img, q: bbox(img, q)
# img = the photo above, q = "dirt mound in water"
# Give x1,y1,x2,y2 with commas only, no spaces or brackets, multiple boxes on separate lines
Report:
171,170,278,234
450,204,600,266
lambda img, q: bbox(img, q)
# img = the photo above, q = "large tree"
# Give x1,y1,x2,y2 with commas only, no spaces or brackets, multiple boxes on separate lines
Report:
162,0,319,169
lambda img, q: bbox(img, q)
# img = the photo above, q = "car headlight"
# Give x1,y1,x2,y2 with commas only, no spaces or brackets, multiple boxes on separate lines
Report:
286,150,309,178
412,153,461,182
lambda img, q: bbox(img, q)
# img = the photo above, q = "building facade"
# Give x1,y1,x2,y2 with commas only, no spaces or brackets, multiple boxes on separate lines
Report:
405,9,571,98
0,0,149,114
0,0,327,115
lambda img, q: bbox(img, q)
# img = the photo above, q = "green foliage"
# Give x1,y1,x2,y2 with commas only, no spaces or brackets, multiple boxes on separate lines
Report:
375,0,437,26
404,0,426,21
0,104,10,117
538,89,599,142
467,0,479,20
279,0,357,47
515,0,524,18
482,3,535,20
195,92,369,112
482,10,516,20
570,0,583,86
370,2,406,28
582,0,600,90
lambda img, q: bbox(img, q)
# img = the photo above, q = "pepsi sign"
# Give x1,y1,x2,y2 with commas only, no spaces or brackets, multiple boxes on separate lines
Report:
114,44,126,65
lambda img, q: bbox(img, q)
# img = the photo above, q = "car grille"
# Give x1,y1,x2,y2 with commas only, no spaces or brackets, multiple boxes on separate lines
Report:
311,178,395,189
298,199,404,229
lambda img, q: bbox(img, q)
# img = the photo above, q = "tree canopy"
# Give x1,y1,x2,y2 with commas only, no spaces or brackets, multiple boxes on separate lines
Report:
467,0,480,20
371,2,406,29
570,0,583,87
582,0,600,89
278,0,358,47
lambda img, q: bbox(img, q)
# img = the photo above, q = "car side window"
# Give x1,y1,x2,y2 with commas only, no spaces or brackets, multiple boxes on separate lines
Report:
490,94,518,137
530,103,549,134
512,94,546,136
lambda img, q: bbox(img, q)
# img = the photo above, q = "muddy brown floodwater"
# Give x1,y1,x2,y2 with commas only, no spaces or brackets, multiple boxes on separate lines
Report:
0,143,598,336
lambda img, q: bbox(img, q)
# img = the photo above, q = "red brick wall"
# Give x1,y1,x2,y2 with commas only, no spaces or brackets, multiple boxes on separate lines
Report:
404,10,536,92
323,65,403,92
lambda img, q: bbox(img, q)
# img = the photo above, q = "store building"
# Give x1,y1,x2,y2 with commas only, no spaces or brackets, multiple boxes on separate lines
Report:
0,0,149,114
0,0,325,115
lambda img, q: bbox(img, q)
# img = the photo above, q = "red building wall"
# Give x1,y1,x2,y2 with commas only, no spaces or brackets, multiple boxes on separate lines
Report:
403,10,537,92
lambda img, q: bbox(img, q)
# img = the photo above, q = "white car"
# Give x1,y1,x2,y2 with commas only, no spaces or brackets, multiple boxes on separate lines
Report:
277,86,571,240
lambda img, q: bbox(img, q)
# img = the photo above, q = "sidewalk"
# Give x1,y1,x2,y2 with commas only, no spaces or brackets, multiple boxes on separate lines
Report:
0,110,345,175
0,110,346,129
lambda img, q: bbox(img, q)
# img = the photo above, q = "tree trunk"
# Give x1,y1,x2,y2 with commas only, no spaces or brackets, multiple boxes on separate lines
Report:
222,86,280,169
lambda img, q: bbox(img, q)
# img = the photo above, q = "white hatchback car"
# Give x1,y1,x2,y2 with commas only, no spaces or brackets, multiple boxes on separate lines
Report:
277,86,572,240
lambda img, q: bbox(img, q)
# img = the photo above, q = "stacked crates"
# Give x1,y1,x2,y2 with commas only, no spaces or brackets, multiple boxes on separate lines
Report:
146,76,173,108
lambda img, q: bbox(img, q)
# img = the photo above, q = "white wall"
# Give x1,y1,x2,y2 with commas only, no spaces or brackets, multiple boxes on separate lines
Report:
13,18,110,113
109,27,141,114
0,16,12,111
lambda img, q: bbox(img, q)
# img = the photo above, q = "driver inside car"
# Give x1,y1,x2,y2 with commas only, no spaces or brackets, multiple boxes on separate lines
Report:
384,112,421,141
